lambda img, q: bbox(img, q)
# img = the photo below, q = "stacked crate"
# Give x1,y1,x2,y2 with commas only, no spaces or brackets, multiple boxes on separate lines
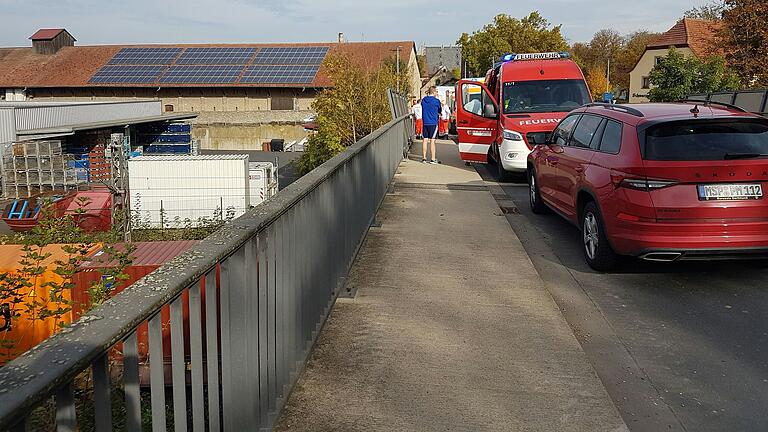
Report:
137,123,192,155
73,131,112,183
1,140,83,198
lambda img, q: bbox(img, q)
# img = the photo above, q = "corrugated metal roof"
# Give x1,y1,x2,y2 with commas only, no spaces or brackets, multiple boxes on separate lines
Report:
82,240,199,268
132,154,249,161
0,244,101,269
16,112,198,136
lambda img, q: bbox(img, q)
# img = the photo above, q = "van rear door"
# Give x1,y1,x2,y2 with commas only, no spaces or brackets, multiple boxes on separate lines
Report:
456,80,499,163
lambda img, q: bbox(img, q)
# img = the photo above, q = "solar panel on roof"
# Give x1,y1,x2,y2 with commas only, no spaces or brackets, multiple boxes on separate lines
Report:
89,65,166,84
241,65,320,84
108,48,182,65
252,47,329,65
160,65,244,84
176,47,257,65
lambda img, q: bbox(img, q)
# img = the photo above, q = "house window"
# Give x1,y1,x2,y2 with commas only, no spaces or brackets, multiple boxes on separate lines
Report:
271,96,295,111
164,104,174,112
654,56,664,65
642,77,651,89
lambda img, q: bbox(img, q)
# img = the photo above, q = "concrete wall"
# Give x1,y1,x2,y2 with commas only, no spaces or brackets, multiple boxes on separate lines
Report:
407,50,422,98
629,47,693,103
27,87,319,113
191,110,312,150
193,123,308,150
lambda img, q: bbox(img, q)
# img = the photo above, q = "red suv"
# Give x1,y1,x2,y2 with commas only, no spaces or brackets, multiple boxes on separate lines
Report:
527,101,768,270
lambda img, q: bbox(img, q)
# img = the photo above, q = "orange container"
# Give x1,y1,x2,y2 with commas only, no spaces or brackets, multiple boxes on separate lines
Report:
73,241,201,384
0,243,101,363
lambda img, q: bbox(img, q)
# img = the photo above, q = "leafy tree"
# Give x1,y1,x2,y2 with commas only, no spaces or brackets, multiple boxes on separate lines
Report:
585,68,609,99
457,12,568,76
685,1,725,20
296,52,406,174
648,48,740,101
613,31,661,91
571,29,660,94
720,0,768,87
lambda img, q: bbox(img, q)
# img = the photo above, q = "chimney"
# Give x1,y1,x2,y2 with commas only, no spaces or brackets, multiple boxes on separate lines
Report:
338,32,345,43
29,29,75,55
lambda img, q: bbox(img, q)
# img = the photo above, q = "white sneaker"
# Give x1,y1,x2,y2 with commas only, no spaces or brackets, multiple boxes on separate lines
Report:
429,159,440,165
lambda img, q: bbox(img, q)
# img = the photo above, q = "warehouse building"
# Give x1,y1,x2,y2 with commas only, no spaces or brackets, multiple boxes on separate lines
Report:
0,100,195,199
0,29,420,150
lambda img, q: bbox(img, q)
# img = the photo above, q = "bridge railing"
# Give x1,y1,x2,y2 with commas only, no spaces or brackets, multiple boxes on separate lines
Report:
0,114,410,432
688,89,768,116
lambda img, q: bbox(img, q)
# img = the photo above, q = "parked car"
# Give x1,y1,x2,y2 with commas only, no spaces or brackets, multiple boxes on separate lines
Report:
527,101,768,270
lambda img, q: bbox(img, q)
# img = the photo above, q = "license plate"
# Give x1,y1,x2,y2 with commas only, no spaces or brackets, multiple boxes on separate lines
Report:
697,183,763,201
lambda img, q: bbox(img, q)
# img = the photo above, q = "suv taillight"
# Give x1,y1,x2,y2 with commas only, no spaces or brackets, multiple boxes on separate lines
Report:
610,172,678,191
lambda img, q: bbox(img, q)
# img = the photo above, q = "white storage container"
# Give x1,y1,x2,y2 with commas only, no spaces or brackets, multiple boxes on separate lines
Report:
129,155,250,228
249,162,278,206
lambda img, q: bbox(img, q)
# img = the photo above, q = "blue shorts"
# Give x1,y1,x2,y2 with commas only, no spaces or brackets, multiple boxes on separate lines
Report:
423,124,438,139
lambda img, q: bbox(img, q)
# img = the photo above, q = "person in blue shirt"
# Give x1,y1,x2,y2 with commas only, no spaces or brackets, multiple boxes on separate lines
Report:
420,86,442,164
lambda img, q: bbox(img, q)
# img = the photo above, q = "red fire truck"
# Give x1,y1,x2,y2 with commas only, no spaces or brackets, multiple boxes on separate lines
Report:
455,52,592,180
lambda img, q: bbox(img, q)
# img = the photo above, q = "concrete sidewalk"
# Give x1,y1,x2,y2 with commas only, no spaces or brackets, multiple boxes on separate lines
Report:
274,140,628,431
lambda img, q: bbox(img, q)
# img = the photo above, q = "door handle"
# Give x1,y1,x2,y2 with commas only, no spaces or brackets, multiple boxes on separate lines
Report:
458,120,469,125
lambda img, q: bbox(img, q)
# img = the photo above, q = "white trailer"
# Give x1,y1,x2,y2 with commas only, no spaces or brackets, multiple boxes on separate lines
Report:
249,162,278,206
128,155,250,228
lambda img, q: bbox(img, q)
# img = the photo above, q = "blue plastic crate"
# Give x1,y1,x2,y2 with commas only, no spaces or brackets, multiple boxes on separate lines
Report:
143,144,192,154
67,160,89,169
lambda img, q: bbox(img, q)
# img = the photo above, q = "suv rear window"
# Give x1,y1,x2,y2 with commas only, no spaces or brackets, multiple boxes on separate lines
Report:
643,119,768,161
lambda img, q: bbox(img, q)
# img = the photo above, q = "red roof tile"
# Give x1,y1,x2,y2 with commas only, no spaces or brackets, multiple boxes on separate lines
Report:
0,41,414,89
29,29,70,41
647,18,721,58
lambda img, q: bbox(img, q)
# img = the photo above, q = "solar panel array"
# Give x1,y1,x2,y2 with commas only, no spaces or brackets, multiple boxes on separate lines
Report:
90,65,166,84
108,48,182,65
161,65,244,84
176,47,257,65
242,65,320,84
252,47,329,65
90,46,329,84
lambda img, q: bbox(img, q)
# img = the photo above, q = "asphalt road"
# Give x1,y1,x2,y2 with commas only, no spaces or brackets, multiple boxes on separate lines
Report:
475,163,768,432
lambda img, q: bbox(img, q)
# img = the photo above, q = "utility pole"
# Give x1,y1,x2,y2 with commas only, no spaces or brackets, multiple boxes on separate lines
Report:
396,46,402,91
606,57,611,93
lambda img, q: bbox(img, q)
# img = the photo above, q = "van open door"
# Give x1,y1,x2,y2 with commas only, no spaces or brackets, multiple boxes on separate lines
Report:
456,80,499,163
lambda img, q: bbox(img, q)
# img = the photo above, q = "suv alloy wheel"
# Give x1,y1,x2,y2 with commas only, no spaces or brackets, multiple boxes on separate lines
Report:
581,201,618,271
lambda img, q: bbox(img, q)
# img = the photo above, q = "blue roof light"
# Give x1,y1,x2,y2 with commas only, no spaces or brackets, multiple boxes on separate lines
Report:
502,53,517,62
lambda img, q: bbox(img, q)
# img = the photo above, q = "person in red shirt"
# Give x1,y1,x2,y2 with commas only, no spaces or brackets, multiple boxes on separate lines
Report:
411,99,423,139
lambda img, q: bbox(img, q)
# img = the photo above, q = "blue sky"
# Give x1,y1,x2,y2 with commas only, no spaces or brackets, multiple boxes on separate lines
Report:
0,0,713,47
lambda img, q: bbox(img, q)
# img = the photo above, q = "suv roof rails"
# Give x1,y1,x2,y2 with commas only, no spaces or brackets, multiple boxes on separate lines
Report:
678,99,748,113
583,102,645,117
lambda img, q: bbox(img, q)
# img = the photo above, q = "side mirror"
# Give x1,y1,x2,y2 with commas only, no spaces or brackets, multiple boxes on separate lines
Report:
483,102,498,119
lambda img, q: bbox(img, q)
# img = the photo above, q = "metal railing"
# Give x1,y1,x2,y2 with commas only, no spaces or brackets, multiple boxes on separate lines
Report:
387,89,415,159
688,90,768,116
0,114,410,431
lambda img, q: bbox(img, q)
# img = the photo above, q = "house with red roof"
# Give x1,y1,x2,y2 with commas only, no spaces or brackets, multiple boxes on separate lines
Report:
629,18,721,103
0,29,420,150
